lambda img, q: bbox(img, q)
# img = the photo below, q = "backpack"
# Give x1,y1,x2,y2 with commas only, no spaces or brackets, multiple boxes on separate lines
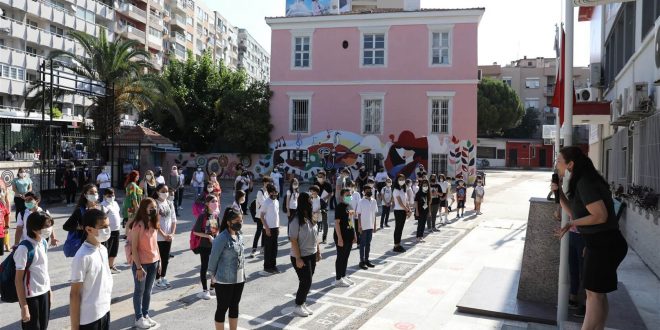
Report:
63,207,93,257
190,214,207,254
0,239,46,303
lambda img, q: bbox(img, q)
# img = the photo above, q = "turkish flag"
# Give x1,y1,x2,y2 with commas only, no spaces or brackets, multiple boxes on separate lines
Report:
551,28,576,127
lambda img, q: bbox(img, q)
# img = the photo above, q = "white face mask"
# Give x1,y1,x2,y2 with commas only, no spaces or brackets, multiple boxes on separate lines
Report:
562,169,571,194
40,227,52,238
105,196,115,203
158,192,169,200
19,172,25,178
0,190,5,198
398,180,405,186
96,228,111,243
167,195,175,201
207,187,214,192
86,194,99,203
292,183,299,189
422,186,428,192
146,175,153,180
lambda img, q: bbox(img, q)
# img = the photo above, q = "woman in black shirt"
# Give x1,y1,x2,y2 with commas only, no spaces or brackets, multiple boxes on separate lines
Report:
555,146,627,329
333,188,356,287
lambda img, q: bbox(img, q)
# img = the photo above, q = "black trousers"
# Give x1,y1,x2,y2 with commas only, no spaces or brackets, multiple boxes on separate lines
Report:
291,254,317,305
199,247,211,290
393,210,407,245
157,241,172,279
263,227,280,270
380,205,391,227
80,311,110,330
14,196,26,221
65,186,77,205
416,208,429,238
334,234,353,280
353,218,361,242
22,292,50,330
429,204,439,228
177,188,184,207
252,218,264,250
214,283,245,323
318,212,328,241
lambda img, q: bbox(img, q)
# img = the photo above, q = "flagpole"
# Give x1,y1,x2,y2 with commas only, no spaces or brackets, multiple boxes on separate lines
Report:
558,0,574,328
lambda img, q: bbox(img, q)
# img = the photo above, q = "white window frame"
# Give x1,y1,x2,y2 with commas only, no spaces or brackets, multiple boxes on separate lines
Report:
427,91,455,135
524,97,540,109
502,76,512,87
360,92,385,135
290,29,314,70
428,24,453,67
359,26,389,68
525,78,540,89
431,153,448,176
287,92,313,135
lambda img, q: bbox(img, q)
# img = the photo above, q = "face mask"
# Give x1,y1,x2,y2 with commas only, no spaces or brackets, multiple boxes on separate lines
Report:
270,194,278,200
209,202,219,211
158,192,168,200
398,180,405,186
364,191,373,197
40,227,52,238
273,169,278,173
96,228,111,243
292,183,299,189
167,195,175,201
105,196,115,203
422,186,428,192
86,194,99,203
208,187,214,192
239,198,246,204
25,202,35,209
197,168,202,172
19,172,25,178
562,169,571,193
317,178,324,183
477,182,483,186
230,222,242,232
146,175,152,180
148,209,157,218
343,196,352,204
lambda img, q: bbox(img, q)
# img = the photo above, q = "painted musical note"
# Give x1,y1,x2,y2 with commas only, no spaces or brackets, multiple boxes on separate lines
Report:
296,133,302,148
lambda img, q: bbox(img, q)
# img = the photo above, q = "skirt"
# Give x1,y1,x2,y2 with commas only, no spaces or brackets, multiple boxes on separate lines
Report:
581,229,628,293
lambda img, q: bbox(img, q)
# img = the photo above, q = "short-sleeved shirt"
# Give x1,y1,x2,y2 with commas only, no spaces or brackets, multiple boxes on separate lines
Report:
430,183,442,205
193,213,216,248
456,186,467,201
70,242,113,325
334,203,354,240
474,186,485,197
260,198,280,228
132,222,160,264
286,190,299,210
14,237,50,298
393,188,407,210
96,172,111,189
380,186,393,205
570,176,618,234
311,196,321,213
415,191,429,210
17,207,43,241
357,198,378,230
101,201,122,232
13,177,32,194
288,218,318,257
156,199,177,241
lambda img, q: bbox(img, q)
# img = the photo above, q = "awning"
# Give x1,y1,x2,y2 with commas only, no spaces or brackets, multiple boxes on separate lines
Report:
574,101,610,116
578,7,595,22
152,145,180,153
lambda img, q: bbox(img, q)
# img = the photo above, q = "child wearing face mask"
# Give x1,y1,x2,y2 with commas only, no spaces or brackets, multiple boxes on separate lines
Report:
153,184,177,289
415,180,431,242
259,184,281,274
14,211,54,330
232,190,246,215
455,179,467,218
70,209,113,329
101,188,122,274
357,185,377,270
15,192,56,247
0,186,8,255
192,168,206,197
379,178,394,229
192,195,220,300
474,178,485,215
285,178,300,236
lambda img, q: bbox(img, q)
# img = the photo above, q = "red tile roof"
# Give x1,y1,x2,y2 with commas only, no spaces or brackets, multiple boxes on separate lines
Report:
120,125,175,145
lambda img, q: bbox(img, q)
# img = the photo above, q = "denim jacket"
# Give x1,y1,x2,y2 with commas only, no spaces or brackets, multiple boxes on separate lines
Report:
208,229,246,284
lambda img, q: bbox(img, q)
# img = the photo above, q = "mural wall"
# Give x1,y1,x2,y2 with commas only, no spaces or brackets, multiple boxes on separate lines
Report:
164,130,477,183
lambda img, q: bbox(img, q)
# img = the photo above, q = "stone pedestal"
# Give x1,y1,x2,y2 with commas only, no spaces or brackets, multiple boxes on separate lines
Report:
517,197,560,304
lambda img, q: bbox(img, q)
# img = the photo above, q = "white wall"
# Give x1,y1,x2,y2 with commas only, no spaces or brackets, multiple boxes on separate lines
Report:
619,207,660,277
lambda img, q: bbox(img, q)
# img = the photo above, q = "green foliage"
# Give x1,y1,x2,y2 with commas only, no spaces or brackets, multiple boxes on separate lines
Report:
50,107,62,119
503,108,542,139
141,53,272,153
477,78,525,136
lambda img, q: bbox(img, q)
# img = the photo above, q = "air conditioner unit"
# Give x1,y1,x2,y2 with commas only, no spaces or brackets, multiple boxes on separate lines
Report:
628,83,650,113
576,88,597,102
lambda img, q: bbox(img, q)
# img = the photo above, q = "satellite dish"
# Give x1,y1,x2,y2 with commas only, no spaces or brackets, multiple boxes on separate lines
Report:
655,24,660,68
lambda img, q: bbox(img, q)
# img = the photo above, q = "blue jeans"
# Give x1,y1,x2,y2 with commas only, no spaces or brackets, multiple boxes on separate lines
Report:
359,229,373,262
132,261,159,320
195,186,203,196
568,231,585,295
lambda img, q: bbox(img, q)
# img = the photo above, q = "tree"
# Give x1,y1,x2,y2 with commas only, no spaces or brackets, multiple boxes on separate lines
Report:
142,52,273,153
503,108,542,138
477,78,525,136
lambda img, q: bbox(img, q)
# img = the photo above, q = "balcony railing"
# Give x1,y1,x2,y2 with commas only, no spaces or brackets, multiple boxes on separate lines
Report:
172,14,186,26
118,3,147,19
118,24,145,39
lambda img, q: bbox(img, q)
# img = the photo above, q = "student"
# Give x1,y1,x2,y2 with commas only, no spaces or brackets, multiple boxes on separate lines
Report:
192,167,206,197
455,179,467,218
374,167,389,197
232,190,246,215
208,172,221,194
259,184,281,274
309,185,322,227
427,174,441,232
192,195,220,300
140,170,158,199
64,165,79,207
284,178,300,235
250,176,270,258
121,171,143,229
234,171,251,214
12,167,33,221
101,188,122,274
70,209,113,330
129,198,161,329
15,211,53,330
176,167,185,210
15,192,58,246
95,167,111,202
154,167,165,185
348,180,361,242
289,192,321,317
392,174,410,253
314,172,333,244
356,166,368,193
0,184,8,255
379,178,393,229
334,188,356,287
168,166,182,217
473,178,485,215
209,208,246,330
154,184,177,289
271,167,283,198
415,180,431,242
405,179,415,220
357,185,377,270
438,174,450,224
64,184,105,237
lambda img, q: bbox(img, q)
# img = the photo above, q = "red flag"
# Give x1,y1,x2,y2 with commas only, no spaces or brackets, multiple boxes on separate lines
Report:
550,28,576,127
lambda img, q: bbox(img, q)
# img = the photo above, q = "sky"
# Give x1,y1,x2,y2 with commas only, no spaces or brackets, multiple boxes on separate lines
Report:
208,0,591,67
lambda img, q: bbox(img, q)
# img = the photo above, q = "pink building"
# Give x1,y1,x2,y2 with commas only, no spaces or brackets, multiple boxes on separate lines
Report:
264,8,484,181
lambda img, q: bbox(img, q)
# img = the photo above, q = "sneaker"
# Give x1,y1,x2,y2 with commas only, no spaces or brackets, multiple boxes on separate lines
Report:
343,277,355,285
293,304,309,317
385,224,391,227
110,266,121,274
334,278,351,287
155,279,167,289
145,315,158,327
303,303,314,315
209,288,216,296
321,240,327,244
477,212,483,215
250,249,258,258
197,290,211,300
572,306,586,318
162,278,171,287
359,262,368,270
134,317,151,329
366,261,376,268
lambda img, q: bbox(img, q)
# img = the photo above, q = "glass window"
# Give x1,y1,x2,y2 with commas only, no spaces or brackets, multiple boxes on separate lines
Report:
431,154,448,175
362,99,382,134
291,99,310,133
363,34,386,66
431,32,450,65
525,79,540,89
293,36,310,68
431,99,450,134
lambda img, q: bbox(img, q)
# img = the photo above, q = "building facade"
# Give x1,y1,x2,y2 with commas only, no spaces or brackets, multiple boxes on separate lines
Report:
265,8,483,181
480,58,591,138
238,28,270,82
585,1,660,277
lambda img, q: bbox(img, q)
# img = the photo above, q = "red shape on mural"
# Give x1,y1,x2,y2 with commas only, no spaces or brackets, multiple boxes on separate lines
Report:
384,131,428,178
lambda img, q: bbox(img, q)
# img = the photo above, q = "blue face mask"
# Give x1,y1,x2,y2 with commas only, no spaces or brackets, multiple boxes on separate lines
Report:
343,196,352,204
25,202,35,209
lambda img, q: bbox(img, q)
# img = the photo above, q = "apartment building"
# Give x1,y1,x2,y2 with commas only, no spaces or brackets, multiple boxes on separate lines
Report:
237,28,269,82
480,57,591,137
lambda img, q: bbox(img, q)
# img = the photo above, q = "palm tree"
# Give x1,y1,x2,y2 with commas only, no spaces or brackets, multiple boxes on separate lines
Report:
25,28,180,135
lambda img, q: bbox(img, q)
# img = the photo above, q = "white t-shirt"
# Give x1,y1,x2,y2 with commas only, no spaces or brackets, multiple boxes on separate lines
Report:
14,237,50,298
380,186,393,205
101,200,121,231
70,242,113,325
271,172,282,192
17,207,43,241
357,198,378,230
375,171,389,183
439,181,449,193
475,186,485,197
156,199,177,241
406,187,415,206
96,172,111,189
286,190,299,210
259,198,280,228
393,189,407,210
235,175,250,192
255,189,267,218
155,175,165,185
192,171,205,187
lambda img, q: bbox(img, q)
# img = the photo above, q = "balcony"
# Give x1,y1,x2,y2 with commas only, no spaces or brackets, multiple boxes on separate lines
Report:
151,17,164,27
117,3,147,21
174,48,186,59
170,31,185,45
173,0,187,13
544,86,555,96
117,24,145,42
171,14,186,28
